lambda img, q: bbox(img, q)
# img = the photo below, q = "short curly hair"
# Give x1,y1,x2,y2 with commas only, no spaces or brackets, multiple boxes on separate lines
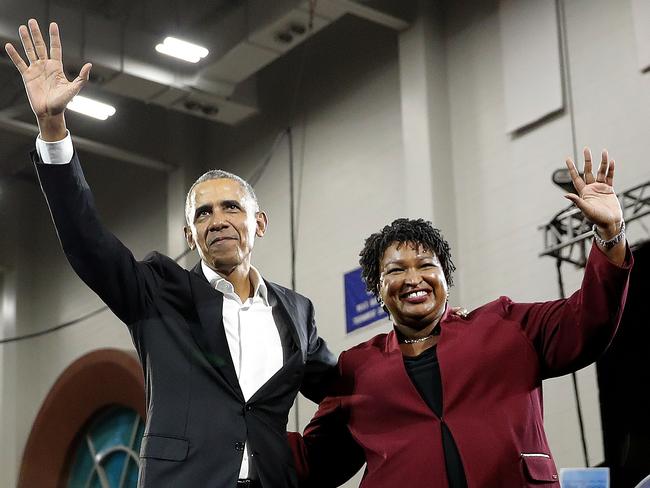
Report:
185,169,259,225
359,218,456,298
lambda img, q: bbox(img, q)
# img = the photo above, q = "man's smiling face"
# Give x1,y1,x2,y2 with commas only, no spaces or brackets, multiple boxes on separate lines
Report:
184,178,267,275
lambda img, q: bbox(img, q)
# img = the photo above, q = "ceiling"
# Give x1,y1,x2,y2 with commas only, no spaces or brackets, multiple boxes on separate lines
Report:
0,0,410,182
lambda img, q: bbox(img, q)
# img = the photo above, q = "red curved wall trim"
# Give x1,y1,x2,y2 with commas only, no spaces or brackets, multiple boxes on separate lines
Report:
17,348,145,488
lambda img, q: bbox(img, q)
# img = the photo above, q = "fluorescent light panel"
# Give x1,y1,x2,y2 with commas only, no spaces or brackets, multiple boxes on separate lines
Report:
155,37,209,63
68,96,116,120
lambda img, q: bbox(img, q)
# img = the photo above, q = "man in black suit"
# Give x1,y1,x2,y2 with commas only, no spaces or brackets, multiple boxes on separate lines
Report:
6,19,335,488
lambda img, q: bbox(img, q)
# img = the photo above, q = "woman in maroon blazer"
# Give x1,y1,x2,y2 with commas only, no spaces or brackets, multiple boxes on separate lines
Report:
290,149,633,487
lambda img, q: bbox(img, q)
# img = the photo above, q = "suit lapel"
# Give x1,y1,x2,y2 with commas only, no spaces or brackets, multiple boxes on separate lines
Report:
189,262,243,400
186,270,302,402
265,281,302,352
248,350,302,404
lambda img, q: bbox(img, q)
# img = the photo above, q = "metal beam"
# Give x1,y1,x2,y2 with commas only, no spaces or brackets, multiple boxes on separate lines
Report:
333,0,410,30
0,104,30,119
0,117,175,173
539,180,650,267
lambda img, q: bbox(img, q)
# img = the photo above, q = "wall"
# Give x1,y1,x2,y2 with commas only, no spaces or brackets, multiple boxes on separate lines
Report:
444,0,650,468
204,16,406,359
0,101,205,487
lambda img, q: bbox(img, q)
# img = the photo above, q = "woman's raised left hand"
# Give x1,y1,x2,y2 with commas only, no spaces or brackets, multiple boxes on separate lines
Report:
565,147,623,240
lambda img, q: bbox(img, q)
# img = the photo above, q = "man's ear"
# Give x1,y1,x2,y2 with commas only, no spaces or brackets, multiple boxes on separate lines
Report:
184,226,195,249
255,211,268,238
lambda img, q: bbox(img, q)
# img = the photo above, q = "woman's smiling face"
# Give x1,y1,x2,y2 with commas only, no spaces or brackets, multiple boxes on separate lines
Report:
379,242,448,330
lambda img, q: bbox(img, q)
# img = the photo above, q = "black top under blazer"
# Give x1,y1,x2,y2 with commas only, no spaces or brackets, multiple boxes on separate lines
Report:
33,151,336,488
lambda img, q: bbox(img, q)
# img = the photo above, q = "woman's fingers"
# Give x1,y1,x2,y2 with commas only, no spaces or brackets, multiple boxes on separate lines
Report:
596,149,608,183
564,193,588,215
583,147,595,184
606,159,615,187
565,157,585,193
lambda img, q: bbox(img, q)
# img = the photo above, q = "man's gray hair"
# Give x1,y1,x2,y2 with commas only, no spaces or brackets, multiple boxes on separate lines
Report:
185,169,259,225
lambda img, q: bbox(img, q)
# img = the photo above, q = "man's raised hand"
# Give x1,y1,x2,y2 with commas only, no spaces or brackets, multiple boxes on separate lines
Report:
4,20,91,136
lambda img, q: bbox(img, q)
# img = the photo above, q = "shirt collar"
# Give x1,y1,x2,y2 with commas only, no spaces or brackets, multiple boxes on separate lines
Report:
200,261,269,305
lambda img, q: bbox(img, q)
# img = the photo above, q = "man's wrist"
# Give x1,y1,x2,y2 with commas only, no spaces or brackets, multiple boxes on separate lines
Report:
37,114,67,142
35,129,73,164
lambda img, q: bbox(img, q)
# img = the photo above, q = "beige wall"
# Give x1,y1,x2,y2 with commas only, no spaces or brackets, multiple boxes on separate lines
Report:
1,1,649,487
0,105,204,486
445,0,650,467
0,159,167,486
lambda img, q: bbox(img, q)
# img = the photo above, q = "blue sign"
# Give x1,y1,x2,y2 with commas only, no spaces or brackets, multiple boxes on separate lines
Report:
559,468,609,488
344,267,389,333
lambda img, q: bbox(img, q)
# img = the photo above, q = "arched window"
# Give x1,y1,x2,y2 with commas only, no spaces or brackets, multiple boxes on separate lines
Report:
18,349,145,488
67,406,145,488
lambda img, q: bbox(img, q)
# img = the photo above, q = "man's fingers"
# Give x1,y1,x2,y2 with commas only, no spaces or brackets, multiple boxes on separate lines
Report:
70,63,92,97
583,147,595,184
606,159,615,187
4,43,28,74
18,24,37,63
565,157,585,193
49,22,62,61
596,149,608,183
28,19,48,60
78,63,92,81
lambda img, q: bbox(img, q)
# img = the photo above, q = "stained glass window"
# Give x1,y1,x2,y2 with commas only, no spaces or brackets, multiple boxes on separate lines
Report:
67,406,144,488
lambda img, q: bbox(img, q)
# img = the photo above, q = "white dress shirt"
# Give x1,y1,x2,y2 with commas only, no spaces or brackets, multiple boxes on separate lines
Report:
36,133,285,480
200,262,283,479
35,130,74,164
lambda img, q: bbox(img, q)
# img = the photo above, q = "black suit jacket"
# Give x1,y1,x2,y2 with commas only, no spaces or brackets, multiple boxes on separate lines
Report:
34,152,336,488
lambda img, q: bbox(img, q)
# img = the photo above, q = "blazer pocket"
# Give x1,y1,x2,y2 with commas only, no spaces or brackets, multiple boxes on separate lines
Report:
140,434,189,462
521,453,559,483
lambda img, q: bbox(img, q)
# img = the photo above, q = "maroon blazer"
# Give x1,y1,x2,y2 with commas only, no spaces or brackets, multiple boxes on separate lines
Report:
291,244,633,487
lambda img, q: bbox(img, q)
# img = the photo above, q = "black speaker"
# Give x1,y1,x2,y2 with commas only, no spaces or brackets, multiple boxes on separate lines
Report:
597,240,650,487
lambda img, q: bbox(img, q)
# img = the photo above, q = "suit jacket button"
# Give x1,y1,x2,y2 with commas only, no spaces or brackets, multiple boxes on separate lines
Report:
235,442,245,451
246,405,253,411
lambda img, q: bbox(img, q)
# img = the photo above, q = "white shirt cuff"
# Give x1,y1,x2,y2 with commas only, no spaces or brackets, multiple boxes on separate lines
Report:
35,131,74,164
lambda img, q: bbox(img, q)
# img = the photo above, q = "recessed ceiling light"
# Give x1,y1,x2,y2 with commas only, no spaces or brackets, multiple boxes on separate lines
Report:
68,96,116,120
155,37,209,63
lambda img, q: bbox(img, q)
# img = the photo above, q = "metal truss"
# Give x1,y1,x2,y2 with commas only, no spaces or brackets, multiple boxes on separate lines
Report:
540,180,650,267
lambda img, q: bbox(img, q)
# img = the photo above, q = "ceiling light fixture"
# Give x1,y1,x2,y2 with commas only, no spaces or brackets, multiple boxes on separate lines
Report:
68,96,116,120
155,37,209,63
